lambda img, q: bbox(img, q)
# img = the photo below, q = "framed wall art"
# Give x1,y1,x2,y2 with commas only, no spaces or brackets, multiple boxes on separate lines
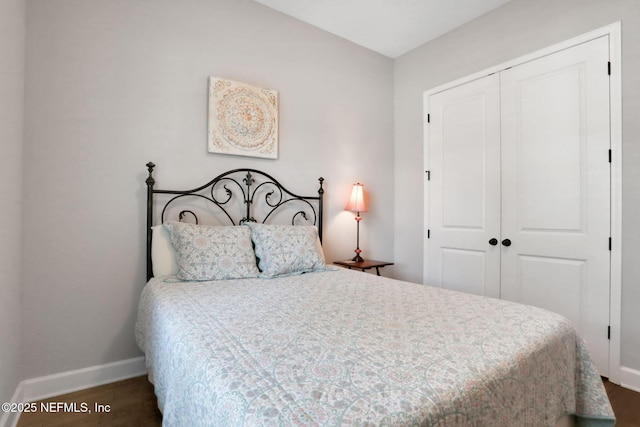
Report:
208,77,279,159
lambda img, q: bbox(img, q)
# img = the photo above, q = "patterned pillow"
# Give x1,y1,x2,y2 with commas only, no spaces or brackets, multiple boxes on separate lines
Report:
165,221,259,281
245,223,326,278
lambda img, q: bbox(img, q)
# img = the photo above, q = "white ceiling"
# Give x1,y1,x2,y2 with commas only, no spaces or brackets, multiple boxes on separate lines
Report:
253,0,512,58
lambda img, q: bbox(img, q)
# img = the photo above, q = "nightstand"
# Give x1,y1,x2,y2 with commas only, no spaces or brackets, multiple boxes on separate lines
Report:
333,260,394,276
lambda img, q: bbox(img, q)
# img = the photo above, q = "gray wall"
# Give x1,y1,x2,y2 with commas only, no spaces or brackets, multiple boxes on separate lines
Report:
394,0,640,371
21,0,393,379
0,0,25,406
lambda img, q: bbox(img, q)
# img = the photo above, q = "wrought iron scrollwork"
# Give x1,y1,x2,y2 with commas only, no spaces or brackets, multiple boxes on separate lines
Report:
178,210,198,224
150,166,324,227
145,163,324,280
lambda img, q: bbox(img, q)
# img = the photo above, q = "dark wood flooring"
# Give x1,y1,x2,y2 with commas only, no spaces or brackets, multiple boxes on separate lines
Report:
17,376,162,427
604,380,640,427
16,375,640,426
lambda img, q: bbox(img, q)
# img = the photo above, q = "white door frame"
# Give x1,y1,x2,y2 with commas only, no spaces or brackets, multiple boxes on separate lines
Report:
423,22,622,383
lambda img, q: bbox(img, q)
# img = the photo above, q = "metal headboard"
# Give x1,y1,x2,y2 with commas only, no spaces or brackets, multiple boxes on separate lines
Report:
145,162,325,280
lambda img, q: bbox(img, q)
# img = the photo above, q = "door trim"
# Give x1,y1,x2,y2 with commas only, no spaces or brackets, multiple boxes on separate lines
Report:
423,22,622,383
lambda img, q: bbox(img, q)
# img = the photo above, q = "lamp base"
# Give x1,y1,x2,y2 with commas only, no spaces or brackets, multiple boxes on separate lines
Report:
352,248,364,263
351,213,364,263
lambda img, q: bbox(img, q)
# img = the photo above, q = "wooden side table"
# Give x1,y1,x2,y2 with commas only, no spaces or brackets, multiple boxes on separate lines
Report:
333,260,394,276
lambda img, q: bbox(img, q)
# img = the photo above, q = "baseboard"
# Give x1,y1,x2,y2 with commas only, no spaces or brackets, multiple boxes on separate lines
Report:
0,356,147,427
620,366,640,393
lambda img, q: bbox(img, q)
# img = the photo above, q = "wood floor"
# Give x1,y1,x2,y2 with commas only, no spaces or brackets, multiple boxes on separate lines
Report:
604,380,640,427
16,375,640,426
17,376,162,427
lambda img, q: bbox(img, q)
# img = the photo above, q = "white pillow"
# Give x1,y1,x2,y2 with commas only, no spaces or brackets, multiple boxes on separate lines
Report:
165,221,259,281
245,223,326,278
151,224,178,277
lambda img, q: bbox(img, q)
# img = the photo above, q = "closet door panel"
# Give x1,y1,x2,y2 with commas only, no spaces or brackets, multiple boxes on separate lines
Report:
516,67,583,231
426,75,501,298
500,36,611,375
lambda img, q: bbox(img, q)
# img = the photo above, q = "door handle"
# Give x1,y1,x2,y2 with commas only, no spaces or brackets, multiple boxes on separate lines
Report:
489,238,498,246
502,239,512,247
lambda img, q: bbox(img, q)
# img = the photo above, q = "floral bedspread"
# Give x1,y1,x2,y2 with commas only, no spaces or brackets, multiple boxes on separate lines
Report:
135,269,614,426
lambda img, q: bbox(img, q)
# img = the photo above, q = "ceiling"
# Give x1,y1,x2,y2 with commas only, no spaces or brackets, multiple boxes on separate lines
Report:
253,0,512,58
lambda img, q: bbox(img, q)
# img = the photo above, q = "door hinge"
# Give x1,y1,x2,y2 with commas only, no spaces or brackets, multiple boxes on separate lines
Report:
609,237,612,251
608,326,611,340
425,170,431,181
607,61,611,75
609,149,612,163
427,229,430,239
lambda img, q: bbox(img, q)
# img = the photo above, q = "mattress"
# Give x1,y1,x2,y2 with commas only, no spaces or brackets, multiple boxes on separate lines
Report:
135,268,615,426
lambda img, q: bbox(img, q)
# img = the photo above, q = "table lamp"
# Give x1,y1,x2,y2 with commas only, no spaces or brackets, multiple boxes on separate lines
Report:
345,183,367,262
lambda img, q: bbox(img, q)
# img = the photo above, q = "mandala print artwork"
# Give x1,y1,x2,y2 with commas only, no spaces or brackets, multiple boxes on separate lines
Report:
208,77,278,159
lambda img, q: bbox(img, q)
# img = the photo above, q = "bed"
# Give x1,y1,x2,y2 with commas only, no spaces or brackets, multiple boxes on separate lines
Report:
136,163,615,426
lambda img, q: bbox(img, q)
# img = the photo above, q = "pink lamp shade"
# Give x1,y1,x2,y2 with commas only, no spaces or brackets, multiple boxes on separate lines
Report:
345,183,367,213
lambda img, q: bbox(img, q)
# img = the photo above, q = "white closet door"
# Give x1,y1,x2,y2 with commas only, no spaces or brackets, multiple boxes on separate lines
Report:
427,74,501,298
500,36,611,375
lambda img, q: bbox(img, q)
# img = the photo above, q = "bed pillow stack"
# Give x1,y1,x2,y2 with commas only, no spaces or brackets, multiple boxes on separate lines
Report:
153,222,326,280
